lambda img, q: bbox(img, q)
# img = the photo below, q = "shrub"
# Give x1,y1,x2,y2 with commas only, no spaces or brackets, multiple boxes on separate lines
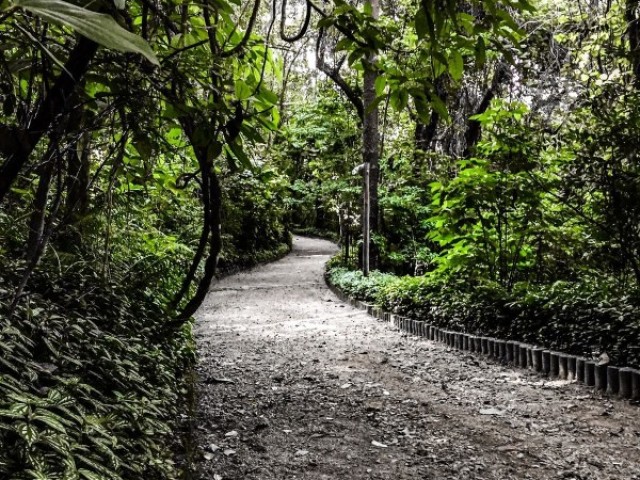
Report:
328,266,640,368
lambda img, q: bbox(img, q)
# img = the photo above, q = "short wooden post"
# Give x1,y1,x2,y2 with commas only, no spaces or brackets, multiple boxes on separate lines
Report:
518,344,528,368
594,364,607,391
558,355,568,380
567,356,577,381
606,366,620,395
531,348,543,372
549,352,560,377
506,342,515,363
619,368,633,398
513,343,521,366
542,350,551,375
576,357,586,382
487,338,495,357
631,369,640,400
497,340,507,361
584,361,596,386
474,336,482,353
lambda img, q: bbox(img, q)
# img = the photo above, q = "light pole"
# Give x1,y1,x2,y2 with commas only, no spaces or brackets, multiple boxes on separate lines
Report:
353,162,370,276
363,161,370,276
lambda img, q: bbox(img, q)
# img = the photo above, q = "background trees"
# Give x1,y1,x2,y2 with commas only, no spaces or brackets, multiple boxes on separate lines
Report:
319,0,640,369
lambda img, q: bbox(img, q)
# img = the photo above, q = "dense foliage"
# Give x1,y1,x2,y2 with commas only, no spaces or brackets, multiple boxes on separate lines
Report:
0,0,290,477
327,266,640,368
2,0,640,476
299,0,640,371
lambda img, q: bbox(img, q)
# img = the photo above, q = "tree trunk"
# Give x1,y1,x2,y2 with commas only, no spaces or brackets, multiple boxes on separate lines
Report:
463,63,509,158
626,0,640,84
362,0,381,273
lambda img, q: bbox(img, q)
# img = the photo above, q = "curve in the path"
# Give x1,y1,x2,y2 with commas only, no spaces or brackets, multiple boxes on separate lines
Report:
195,236,640,480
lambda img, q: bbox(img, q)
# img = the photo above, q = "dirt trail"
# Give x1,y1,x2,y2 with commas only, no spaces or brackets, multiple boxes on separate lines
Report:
194,236,640,480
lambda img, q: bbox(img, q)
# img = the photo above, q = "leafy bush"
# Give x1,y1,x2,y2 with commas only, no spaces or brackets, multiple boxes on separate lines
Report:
0,163,290,479
326,267,396,303
328,266,640,368
0,267,195,480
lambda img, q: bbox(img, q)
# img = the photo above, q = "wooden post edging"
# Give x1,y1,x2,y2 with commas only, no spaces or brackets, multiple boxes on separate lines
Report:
323,273,640,402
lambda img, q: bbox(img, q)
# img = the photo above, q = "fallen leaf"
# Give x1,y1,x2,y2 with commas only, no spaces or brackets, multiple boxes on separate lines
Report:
371,440,388,448
480,408,505,416
205,377,235,385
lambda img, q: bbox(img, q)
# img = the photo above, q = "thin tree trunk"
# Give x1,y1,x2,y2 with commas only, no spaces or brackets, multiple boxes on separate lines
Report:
362,0,380,272
626,0,640,84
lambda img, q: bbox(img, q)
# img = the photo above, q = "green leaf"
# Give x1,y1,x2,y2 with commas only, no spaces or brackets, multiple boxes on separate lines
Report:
33,411,68,433
78,469,106,480
365,95,385,115
16,422,38,446
227,141,253,170
430,93,450,122
374,76,386,96
234,79,252,100
12,0,159,65
475,36,486,67
414,9,429,39
449,51,464,81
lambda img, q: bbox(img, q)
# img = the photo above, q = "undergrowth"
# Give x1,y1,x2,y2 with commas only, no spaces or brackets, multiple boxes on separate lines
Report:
0,235,291,479
0,266,195,480
327,265,640,369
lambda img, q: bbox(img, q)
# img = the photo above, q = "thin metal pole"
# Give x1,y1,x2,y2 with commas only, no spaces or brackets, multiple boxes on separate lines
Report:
363,161,370,276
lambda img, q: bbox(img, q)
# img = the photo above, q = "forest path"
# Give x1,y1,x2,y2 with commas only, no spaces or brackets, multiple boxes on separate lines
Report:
194,236,640,480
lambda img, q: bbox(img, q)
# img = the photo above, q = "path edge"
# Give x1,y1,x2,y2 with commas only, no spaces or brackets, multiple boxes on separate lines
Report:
324,270,640,402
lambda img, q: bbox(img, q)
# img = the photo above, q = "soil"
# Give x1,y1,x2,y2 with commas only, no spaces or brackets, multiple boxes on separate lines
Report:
194,236,640,480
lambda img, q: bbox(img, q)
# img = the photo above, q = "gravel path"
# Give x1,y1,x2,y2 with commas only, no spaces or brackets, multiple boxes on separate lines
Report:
194,236,640,480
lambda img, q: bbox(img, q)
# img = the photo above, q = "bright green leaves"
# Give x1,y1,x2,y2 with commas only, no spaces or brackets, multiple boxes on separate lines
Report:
10,0,159,65
234,79,253,101
449,50,464,81
16,422,38,446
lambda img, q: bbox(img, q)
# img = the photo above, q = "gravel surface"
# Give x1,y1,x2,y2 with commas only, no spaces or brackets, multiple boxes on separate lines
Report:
194,236,640,480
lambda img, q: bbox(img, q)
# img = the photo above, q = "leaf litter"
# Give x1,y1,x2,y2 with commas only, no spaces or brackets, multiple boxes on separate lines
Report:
193,236,640,480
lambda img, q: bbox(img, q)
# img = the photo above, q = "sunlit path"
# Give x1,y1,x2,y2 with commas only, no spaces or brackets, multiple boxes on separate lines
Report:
195,236,640,480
